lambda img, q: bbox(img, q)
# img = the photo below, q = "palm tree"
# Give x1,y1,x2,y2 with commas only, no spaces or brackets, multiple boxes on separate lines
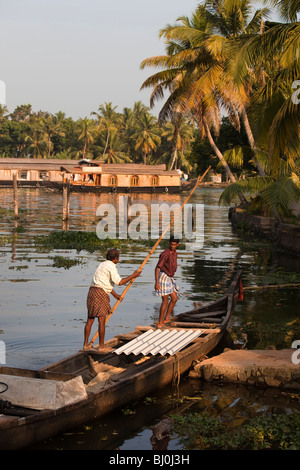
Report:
25,121,48,158
227,0,300,166
219,158,300,220
131,113,161,164
92,102,122,157
77,118,96,158
140,6,244,188
101,128,132,164
216,0,300,217
161,115,194,170
41,115,66,158
164,1,268,176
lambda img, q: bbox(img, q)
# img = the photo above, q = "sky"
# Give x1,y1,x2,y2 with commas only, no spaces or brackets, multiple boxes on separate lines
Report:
0,0,199,119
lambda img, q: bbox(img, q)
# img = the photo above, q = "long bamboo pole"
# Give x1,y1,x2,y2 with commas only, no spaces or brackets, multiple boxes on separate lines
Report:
89,166,211,346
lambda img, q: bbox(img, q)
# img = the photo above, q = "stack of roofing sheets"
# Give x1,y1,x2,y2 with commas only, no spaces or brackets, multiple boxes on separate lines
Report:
114,328,202,356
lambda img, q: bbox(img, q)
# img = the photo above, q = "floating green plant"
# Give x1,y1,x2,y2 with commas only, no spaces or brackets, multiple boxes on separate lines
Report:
49,255,85,269
171,411,300,450
34,230,178,253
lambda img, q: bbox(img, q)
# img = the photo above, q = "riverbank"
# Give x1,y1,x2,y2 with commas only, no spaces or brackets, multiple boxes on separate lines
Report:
229,207,300,256
189,348,300,391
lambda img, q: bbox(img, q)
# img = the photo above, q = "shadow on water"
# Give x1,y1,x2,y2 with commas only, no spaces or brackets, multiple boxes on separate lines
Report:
0,187,299,450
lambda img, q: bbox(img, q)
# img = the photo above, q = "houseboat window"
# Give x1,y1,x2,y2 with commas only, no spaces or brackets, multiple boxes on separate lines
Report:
152,175,159,186
19,170,28,180
39,171,48,180
130,175,139,186
109,175,117,186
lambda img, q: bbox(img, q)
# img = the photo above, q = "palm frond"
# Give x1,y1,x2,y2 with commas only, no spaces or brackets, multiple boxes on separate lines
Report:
219,175,274,205
260,174,300,217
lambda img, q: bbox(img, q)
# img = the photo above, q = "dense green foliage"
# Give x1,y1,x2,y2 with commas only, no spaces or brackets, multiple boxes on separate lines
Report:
172,411,300,449
141,0,300,217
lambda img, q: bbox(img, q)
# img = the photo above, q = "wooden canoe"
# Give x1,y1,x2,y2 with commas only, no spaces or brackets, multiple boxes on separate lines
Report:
0,270,242,450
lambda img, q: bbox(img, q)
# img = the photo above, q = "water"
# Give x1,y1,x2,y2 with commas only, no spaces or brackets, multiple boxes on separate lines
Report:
0,186,299,450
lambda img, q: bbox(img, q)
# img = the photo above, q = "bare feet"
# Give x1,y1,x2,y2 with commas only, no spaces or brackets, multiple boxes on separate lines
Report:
96,346,113,353
164,321,176,326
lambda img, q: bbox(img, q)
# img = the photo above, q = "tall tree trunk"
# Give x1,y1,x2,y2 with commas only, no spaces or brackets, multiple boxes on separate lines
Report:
82,141,87,158
170,145,178,170
103,129,109,156
203,117,248,206
203,117,236,183
48,136,51,158
240,106,266,177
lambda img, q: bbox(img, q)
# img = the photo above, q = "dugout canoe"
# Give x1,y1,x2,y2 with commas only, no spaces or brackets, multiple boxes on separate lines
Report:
0,270,242,450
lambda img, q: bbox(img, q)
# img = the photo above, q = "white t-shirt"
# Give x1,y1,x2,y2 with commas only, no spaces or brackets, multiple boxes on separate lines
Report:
91,260,122,294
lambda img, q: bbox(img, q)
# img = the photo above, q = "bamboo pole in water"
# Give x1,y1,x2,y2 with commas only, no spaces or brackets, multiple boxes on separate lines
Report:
89,166,211,346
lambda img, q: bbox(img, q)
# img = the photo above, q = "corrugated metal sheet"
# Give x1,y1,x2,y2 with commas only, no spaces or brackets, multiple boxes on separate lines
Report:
114,328,202,356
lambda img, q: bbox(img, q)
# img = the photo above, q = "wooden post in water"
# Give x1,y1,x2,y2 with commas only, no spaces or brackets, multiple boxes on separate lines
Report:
62,181,70,221
13,173,19,219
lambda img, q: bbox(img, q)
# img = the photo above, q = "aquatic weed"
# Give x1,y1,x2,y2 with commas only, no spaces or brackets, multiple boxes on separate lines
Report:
171,411,300,450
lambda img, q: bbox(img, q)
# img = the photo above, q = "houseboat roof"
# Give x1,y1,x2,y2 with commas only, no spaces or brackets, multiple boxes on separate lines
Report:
0,158,79,171
61,163,178,176
0,159,173,174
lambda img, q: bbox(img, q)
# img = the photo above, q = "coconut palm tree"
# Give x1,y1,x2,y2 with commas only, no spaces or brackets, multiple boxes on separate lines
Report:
41,115,66,158
161,115,194,170
140,6,245,189
131,113,162,164
215,0,300,217
24,121,48,158
160,1,269,176
101,128,132,164
77,118,96,158
227,0,300,166
91,102,122,157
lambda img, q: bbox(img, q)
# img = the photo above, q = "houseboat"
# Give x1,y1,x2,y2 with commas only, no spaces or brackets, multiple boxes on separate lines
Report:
0,159,182,193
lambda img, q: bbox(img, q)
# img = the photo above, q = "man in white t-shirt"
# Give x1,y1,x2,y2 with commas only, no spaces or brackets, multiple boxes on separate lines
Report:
83,248,141,352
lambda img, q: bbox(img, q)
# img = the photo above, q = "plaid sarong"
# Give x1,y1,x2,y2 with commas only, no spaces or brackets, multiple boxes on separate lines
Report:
87,286,111,319
155,270,180,297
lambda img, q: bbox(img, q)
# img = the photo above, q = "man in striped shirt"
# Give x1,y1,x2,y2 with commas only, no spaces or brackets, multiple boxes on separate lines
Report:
155,237,180,328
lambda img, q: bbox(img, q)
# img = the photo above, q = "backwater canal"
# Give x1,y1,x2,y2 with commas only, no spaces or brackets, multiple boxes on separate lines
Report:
0,186,299,450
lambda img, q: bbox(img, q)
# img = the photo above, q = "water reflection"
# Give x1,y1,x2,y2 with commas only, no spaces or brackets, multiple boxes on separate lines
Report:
1,186,299,450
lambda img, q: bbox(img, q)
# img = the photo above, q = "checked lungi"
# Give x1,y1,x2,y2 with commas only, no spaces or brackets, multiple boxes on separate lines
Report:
155,270,180,297
87,286,111,318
